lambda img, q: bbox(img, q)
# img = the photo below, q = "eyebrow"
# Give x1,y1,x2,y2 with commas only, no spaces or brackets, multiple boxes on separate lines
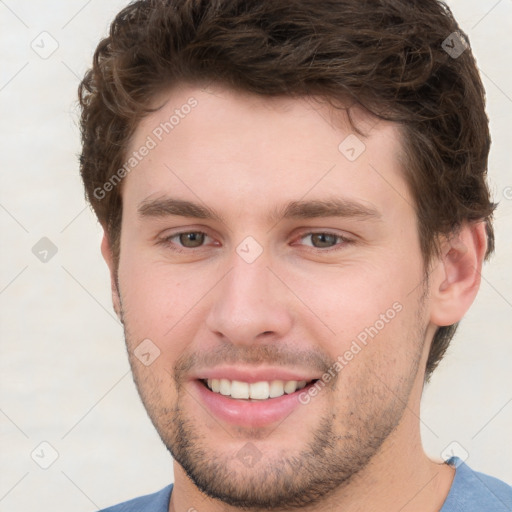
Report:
138,197,224,222
137,196,381,224
272,198,381,222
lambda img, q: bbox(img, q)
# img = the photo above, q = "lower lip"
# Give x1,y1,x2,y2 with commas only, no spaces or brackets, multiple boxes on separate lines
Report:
192,380,314,428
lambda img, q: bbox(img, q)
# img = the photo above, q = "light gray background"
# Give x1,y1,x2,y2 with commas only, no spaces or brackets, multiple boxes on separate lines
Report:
0,1,511,510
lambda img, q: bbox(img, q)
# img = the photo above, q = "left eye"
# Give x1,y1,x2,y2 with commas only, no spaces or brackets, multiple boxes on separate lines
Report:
298,232,344,249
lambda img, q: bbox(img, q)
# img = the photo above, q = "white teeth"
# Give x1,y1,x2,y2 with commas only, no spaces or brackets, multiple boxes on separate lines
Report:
269,380,285,398
219,378,231,396
230,380,249,399
284,380,298,394
205,378,311,400
249,381,270,400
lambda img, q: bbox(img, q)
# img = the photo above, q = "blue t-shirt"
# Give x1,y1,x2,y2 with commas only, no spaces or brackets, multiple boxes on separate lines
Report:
99,457,512,511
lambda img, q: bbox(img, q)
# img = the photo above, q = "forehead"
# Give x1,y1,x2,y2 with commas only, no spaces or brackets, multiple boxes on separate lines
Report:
122,84,412,224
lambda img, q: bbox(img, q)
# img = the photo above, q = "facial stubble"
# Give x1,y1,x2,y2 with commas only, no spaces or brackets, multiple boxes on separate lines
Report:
122,319,427,509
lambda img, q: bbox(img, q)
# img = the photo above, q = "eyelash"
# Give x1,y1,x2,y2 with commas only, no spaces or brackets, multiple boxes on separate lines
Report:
158,230,351,254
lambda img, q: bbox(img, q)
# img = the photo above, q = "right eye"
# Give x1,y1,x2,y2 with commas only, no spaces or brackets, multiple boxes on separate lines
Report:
159,231,215,251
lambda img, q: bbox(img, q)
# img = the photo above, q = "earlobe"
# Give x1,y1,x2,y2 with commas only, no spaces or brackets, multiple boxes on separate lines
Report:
101,231,123,322
429,222,487,327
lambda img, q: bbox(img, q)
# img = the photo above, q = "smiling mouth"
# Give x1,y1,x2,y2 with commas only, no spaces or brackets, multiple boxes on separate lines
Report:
200,378,318,400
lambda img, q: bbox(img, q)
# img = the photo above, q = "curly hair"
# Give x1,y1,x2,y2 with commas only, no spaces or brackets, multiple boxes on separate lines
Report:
78,0,496,380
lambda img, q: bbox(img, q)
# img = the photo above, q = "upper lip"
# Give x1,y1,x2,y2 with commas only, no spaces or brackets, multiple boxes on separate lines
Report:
190,366,321,383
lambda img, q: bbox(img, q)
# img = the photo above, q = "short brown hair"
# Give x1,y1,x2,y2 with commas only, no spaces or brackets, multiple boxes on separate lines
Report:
78,0,496,379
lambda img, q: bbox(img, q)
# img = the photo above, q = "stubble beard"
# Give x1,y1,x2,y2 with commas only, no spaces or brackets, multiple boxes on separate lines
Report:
126,346,426,509
120,290,428,510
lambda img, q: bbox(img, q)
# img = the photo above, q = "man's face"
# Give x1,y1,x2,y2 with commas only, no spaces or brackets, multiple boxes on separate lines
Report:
112,85,433,508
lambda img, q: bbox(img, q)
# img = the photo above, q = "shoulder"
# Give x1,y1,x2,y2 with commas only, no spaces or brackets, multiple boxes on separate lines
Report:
98,484,173,512
442,457,512,512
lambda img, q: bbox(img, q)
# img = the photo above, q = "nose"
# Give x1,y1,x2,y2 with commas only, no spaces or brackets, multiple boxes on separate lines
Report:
205,252,294,345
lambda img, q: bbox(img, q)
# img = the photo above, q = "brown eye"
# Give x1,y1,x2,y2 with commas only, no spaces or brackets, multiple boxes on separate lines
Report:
307,233,340,248
178,232,206,248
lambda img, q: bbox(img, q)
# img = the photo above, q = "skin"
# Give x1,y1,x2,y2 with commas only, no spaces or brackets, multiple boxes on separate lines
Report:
101,84,487,512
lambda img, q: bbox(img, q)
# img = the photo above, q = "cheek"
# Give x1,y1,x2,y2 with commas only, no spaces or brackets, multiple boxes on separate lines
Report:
117,249,220,358
287,259,426,380
118,255,179,342
286,258,417,330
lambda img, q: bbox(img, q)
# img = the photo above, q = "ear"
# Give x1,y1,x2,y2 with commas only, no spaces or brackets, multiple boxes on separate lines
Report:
101,230,123,322
429,221,488,327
